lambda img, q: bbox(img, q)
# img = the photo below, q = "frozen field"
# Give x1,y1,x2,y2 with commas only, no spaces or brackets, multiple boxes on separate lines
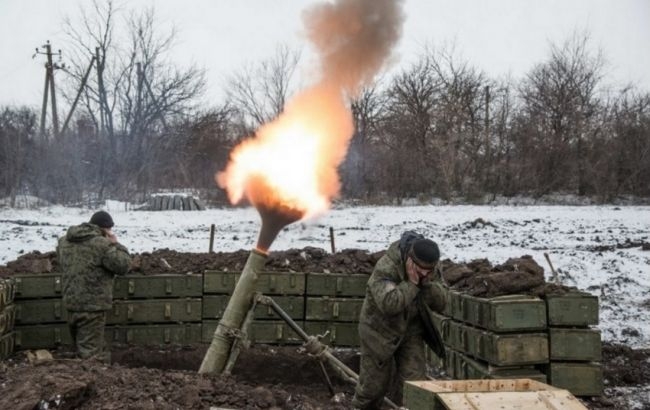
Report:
1,204,648,348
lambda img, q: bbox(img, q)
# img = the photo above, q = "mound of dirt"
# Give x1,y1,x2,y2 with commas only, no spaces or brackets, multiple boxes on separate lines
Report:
440,256,577,298
1,248,579,298
0,345,357,410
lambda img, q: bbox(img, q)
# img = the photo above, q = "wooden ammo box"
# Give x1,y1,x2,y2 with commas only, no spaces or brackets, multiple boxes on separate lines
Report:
107,298,202,324
202,320,304,345
306,273,368,297
1,304,16,335
546,292,598,326
459,294,547,332
202,295,304,320
459,350,547,383
108,323,202,345
13,274,63,299
0,331,15,360
14,298,67,324
14,323,72,349
305,297,363,322
453,320,548,366
203,271,305,295
544,362,603,396
549,328,601,361
404,379,587,410
113,274,202,299
304,321,359,347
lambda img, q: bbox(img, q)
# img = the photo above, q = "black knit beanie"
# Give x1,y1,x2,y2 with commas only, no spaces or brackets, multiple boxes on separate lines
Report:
409,239,440,269
89,210,114,229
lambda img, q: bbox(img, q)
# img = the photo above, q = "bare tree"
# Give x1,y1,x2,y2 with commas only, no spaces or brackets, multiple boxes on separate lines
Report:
60,0,206,200
226,45,301,130
517,33,604,195
0,106,37,205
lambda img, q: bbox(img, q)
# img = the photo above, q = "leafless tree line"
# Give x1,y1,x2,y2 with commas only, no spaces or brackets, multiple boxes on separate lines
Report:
1,3,648,206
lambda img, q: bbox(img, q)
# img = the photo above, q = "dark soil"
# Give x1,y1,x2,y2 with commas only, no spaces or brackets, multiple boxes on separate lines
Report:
1,249,648,409
0,344,357,410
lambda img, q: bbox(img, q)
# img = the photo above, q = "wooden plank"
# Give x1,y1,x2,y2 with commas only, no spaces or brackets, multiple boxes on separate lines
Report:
437,391,587,410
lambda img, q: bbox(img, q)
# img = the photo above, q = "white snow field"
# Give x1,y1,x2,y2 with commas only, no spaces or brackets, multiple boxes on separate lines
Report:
1,204,648,349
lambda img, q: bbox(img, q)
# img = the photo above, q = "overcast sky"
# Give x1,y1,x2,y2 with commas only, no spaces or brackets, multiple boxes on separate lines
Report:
0,0,648,108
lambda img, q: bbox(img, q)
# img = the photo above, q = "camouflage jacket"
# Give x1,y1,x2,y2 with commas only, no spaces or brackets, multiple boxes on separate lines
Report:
57,223,131,311
358,239,447,363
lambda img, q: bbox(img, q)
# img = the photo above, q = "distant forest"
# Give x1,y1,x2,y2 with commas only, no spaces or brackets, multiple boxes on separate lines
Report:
1,2,649,206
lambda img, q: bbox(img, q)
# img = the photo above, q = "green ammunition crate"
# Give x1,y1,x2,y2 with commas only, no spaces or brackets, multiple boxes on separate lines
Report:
1,305,16,335
459,294,547,332
203,271,305,295
546,292,599,326
0,331,15,360
544,361,603,396
428,310,450,342
13,274,63,299
549,328,601,361
202,295,304,320
460,351,547,383
113,274,203,299
108,323,202,345
15,299,67,324
303,321,359,347
107,298,202,324
305,273,368,297
202,320,304,344
447,319,548,366
305,297,363,321
14,323,72,349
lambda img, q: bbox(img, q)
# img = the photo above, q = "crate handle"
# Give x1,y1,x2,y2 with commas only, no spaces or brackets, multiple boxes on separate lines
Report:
335,278,343,294
275,324,283,340
54,276,62,293
127,305,134,321
164,303,172,320
128,280,135,295
165,279,172,294
332,302,340,319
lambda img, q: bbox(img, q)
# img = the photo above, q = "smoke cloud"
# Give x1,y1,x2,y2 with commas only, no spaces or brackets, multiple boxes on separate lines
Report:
303,0,405,96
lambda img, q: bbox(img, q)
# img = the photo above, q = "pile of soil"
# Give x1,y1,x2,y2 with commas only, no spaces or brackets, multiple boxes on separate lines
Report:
1,342,648,410
0,345,357,409
0,248,576,299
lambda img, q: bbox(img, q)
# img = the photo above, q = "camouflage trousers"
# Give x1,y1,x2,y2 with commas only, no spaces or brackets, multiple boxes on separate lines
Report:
352,332,426,410
67,310,108,361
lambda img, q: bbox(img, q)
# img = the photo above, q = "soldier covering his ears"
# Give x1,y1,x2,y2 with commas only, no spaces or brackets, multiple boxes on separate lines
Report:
352,231,447,409
56,210,131,360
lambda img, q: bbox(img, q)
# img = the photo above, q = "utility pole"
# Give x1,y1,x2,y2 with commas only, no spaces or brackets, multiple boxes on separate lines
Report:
95,47,105,135
35,41,64,138
61,55,97,135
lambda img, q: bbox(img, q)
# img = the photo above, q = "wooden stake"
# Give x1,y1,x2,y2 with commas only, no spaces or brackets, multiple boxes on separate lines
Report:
209,224,215,253
544,252,559,284
329,227,336,253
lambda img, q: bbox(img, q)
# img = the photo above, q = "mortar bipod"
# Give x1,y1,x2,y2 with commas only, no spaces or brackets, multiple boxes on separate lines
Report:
253,293,400,410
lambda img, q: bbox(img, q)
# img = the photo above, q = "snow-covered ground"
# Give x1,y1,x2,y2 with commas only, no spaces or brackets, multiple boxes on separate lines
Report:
1,204,648,349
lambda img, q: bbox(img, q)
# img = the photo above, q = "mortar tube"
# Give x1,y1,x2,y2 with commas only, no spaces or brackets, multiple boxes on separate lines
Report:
198,249,267,374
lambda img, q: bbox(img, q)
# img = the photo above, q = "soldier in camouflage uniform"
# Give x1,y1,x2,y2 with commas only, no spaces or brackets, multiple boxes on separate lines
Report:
56,211,131,360
352,231,447,409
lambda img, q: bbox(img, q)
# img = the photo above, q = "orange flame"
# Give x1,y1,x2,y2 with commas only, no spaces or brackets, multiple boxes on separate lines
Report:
217,85,353,220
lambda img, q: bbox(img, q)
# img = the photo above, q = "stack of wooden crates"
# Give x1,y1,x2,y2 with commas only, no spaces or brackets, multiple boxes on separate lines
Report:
6,270,602,397
428,289,603,396
0,278,16,360
12,273,204,348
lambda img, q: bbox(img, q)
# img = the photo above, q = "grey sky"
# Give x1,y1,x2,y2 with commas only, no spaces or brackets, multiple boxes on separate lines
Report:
0,0,648,108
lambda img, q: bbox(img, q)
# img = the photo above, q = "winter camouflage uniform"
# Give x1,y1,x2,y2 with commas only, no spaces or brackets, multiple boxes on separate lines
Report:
56,223,131,359
352,233,447,409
